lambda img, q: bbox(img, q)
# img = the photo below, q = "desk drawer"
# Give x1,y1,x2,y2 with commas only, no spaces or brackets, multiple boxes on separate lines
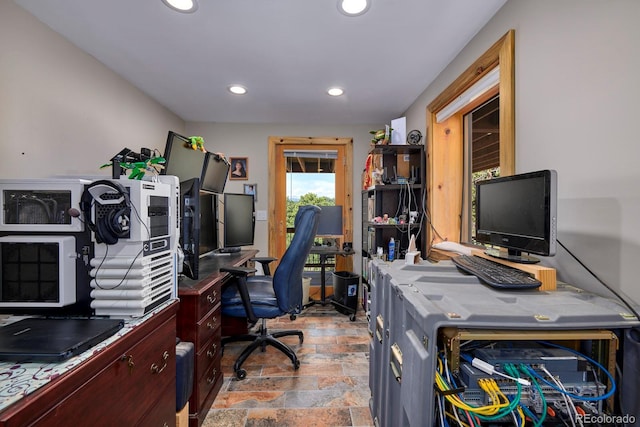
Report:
196,281,221,320
196,307,221,347
195,330,222,380
192,331,222,412
31,315,176,427
137,381,176,427
197,358,222,409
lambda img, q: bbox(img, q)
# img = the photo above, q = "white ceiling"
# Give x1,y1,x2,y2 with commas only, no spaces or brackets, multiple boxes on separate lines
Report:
13,0,507,125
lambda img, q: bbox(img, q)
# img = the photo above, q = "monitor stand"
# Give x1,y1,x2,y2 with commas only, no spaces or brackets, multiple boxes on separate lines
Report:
484,247,540,264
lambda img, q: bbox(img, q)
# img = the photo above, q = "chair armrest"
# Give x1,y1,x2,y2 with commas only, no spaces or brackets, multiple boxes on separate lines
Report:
251,257,278,276
220,266,258,323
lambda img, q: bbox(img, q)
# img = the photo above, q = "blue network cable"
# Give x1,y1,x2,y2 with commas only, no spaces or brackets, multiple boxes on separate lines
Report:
523,341,616,402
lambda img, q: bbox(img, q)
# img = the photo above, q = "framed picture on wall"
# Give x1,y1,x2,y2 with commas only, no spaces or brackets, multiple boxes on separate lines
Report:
244,183,257,201
229,157,248,180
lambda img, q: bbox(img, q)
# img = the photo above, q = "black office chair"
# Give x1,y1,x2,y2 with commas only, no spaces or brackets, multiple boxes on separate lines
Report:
220,204,320,379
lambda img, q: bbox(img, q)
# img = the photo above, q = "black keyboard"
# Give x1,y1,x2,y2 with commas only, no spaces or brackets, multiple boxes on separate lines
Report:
451,255,542,290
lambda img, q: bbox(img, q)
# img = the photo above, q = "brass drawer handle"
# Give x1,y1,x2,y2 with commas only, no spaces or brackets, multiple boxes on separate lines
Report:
150,351,169,374
207,291,218,304
206,368,217,384
207,344,217,358
121,354,135,373
207,317,217,329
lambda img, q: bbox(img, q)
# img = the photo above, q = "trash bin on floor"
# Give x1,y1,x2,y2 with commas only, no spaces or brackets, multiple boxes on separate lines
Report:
302,276,311,306
332,271,359,320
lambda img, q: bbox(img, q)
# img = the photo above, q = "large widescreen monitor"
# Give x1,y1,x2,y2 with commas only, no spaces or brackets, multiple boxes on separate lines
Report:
199,192,218,258
222,193,255,249
475,169,557,264
179,178,200,279
178,178,219,279
161,131,206,184
201,152,230,194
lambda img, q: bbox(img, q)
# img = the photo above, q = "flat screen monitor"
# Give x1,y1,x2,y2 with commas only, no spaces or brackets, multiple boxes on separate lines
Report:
201,152,230,194
199,192,218,257
475,169,557,264
161,131,206,184
315,205,343,237
223,193,255,249
179,178,200,279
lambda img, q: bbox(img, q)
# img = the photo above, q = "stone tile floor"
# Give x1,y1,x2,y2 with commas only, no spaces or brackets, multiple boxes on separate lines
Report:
203,302,374,427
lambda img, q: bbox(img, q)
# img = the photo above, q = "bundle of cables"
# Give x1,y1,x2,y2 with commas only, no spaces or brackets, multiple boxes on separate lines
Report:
435,355,539,427
434,341,616,427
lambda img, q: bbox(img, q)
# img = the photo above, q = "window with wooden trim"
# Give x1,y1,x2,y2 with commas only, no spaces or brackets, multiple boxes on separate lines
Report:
426,30,515,256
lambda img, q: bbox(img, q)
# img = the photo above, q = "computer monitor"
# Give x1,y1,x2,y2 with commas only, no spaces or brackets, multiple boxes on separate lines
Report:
222,193,255,249
199,192,218,257
161,131,206,184
201,152,230,194
475,169,557,264
179,178,201,279
315,205,343,237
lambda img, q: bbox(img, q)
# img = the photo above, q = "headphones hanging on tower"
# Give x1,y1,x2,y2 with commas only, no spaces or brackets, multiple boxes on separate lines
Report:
80,180,131,245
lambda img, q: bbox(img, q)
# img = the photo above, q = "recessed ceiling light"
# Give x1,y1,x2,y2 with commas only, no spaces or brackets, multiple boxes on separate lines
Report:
228,85,247,95
338,0,370,17
327,87,344,96
162,0,198,13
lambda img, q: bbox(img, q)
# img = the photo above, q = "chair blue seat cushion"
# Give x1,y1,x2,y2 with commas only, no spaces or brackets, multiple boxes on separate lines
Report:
221,276,282,318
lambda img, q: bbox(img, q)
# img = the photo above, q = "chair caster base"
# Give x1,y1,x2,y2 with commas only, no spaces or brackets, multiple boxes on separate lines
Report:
235,369,247,380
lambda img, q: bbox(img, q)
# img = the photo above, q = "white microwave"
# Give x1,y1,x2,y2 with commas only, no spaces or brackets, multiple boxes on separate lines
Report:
0,178,90,233
0,235,77,308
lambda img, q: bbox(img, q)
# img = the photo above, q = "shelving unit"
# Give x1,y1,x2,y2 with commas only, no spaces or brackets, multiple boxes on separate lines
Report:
360,144,426,314
361,144,426,261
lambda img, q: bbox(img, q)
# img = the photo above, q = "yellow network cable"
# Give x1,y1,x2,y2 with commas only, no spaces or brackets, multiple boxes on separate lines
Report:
436,357,530,426
435,372,510,416
485,379,527,426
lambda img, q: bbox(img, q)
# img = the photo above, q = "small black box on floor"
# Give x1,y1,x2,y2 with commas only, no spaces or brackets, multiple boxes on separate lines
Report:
332,271,359,316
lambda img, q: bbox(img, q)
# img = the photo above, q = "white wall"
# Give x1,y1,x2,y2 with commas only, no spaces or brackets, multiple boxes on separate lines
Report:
0,0,379,277
0,1,184,179
404,0,640,307
185,122,377,269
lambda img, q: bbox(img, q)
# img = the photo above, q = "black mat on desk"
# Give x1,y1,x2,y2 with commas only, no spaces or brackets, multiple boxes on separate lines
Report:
0,318,124,362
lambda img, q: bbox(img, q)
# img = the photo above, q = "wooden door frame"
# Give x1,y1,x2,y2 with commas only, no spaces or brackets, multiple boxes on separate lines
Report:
268,136,354,270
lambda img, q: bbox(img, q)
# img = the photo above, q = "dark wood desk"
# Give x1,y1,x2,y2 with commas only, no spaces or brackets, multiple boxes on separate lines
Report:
0,301,179,427
176,249,258,427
